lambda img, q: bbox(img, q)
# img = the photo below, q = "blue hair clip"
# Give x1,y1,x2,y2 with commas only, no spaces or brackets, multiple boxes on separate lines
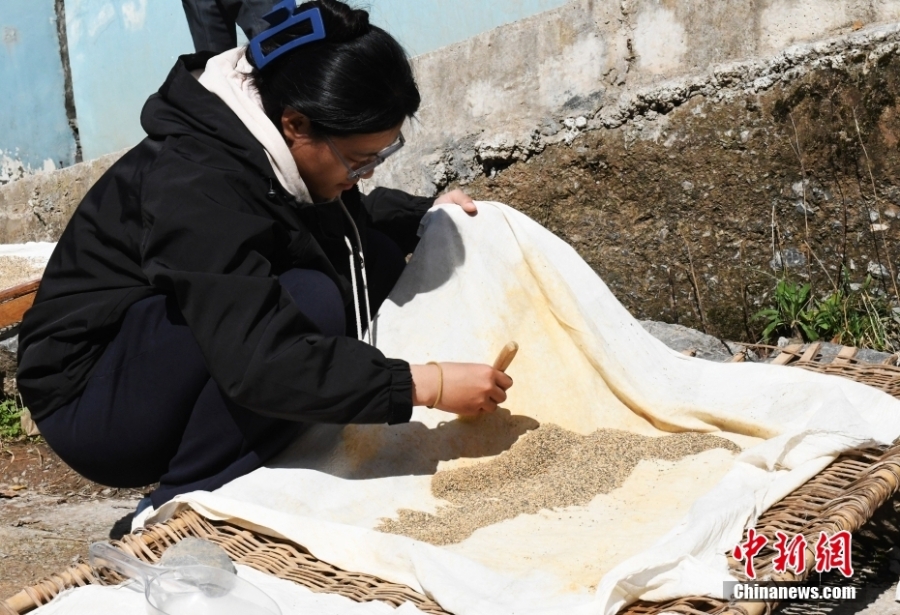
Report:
249,2,326,69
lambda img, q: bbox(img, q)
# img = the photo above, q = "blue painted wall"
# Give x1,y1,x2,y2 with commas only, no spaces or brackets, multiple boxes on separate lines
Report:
65,0,194,161
2,0,571,171
0,0,76,177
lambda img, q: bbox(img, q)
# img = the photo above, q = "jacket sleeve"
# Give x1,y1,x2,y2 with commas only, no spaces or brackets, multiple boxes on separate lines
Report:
139,146,413,425
362,187,435,254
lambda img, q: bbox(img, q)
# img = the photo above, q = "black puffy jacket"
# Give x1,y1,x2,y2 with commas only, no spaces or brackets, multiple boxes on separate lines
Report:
17,53,433,423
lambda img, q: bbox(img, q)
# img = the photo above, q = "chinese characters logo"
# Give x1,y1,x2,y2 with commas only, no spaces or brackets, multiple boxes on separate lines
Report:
732,530,853,579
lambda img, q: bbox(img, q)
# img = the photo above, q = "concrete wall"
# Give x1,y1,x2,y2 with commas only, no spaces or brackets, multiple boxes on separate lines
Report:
370,0,900,196
0,0,193,182
0,148,123,243
0,0,572,181
0,0,77,182
5,0,900,194
367,0,570,57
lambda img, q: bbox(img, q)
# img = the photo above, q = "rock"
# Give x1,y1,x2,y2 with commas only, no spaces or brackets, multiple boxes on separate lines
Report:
643,321,896,366
868,261,890,279
0,333,17,353
639,321,736,361
769,248,807,271
19,409,39,437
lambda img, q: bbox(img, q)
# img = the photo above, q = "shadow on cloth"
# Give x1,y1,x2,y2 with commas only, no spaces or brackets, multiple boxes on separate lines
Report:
385,208,466,308
269,408,539,480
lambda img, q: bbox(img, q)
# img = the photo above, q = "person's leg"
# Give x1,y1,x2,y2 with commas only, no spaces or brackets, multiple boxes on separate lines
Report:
278,268,347,336
36,294,212,487
151,269,347,506
181,0,238,53
39,269,347,511
220,0,273,41
150,379,304,507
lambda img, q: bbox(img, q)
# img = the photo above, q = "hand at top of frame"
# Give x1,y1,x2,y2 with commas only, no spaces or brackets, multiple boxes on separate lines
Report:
434,189,477,215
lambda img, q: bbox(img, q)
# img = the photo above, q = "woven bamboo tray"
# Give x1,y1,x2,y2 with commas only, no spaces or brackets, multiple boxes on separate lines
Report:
4,343,900,615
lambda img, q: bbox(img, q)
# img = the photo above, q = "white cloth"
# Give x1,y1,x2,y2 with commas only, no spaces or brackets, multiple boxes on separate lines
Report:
197,47,311,202
29,565,428,615
0,241,55,288
42,202,900,614
144,203,900,614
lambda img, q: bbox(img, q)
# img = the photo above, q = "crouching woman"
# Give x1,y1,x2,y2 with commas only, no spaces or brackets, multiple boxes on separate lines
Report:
16,0,512,536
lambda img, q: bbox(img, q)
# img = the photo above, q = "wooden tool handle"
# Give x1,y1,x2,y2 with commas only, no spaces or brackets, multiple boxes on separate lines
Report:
493,341,519,372
456,342,519,422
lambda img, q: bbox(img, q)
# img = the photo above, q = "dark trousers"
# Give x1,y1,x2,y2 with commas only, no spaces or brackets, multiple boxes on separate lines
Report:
181,0,274,53
38,230,405,508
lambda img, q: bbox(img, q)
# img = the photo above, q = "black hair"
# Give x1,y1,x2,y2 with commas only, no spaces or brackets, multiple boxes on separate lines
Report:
247,0,420,136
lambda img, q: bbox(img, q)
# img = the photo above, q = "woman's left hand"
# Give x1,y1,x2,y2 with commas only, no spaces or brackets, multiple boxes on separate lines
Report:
435,189,477,215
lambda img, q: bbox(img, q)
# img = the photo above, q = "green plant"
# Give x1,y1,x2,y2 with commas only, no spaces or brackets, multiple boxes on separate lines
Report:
810,289,845,340
755,274,900,353
0,396,25,441
808,276,900,351
754,279,818,342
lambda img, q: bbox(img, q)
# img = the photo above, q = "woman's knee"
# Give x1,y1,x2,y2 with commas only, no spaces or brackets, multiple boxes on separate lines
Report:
278,269,346,336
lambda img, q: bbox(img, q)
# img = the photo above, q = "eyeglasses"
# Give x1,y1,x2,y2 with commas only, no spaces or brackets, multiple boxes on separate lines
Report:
324,132,405,181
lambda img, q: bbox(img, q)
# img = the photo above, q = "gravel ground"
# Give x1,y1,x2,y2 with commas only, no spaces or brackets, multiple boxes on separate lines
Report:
0,440,148,600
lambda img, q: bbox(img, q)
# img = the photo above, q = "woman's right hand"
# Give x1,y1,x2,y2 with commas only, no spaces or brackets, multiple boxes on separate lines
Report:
411,362,513,416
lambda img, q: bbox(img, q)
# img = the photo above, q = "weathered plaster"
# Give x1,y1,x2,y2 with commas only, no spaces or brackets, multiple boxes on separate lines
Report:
369,0,900,197
632,6,687,75
0,150,125,243
7,0,900,284
0,0,77,183
64,0,194,160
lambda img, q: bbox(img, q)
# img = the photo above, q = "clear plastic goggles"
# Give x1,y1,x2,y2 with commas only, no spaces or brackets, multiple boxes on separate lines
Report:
325,132,405,180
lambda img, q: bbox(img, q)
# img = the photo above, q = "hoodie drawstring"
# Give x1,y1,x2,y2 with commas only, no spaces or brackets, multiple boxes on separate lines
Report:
338,199,373,347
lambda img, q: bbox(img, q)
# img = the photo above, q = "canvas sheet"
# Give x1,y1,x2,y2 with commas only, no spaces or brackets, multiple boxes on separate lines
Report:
0,241,54,289
50,203,900,614
29,564,428,615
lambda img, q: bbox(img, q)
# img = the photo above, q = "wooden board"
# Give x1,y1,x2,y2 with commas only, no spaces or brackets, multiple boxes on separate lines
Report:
0,280,40,329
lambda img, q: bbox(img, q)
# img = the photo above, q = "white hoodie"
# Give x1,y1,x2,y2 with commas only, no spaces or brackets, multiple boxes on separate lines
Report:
196,47,312,202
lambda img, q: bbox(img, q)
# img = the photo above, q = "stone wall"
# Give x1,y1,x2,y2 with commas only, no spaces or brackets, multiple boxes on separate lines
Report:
461,25,900,341
372,0,900,197
0,150,123,243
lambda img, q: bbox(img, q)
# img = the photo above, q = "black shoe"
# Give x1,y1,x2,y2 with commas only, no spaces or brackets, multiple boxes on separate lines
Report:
108,496,152,540
109,512,136,540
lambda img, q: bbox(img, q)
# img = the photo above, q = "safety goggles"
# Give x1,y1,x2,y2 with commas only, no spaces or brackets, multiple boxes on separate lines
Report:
324,132,405,181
